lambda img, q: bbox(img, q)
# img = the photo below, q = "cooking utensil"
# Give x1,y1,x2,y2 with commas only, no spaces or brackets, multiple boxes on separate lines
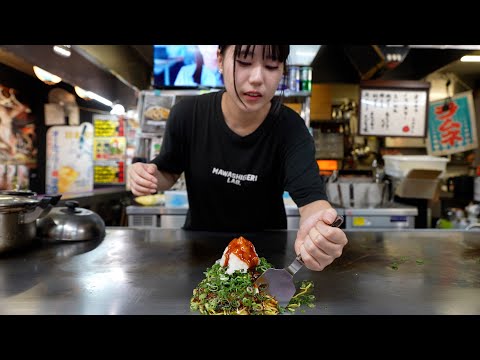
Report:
254,215,344,307
0,194,61,253
0,189,37,198
36,200,106,242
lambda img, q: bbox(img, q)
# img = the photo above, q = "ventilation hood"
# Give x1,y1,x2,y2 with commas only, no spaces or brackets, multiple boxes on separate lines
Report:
312,45,476,83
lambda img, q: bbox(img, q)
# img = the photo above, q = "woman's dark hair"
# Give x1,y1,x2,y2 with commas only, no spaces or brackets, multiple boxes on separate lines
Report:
218,45,290,112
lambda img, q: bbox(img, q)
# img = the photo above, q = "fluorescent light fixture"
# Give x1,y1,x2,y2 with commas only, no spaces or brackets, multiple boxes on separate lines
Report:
408,45,480,50
87,92,112,107
74,86,91,100
53,45,72,58
460,55,480,62
33,66,62,85
289,45,321,66
74,86,112,107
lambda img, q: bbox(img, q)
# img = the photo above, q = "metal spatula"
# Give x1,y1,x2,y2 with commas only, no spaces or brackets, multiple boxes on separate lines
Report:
254,215,344,307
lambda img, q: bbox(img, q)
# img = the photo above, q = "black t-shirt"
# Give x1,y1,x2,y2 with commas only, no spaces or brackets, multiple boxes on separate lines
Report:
150,90,328,231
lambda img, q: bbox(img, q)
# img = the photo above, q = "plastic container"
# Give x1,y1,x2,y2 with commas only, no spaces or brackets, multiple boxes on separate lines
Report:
383,155,449,178
164,190,188,208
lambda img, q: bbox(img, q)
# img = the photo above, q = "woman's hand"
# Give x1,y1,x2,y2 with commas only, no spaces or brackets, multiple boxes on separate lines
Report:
128,162,158,196
294,208,348,271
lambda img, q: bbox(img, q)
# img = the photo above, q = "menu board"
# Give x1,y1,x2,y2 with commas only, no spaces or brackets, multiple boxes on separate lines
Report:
93,114,126,185
93,114,125,137
46,123,94,194
358,80,430,138
94,162,125,184
94,137,127,161
139,92,175,132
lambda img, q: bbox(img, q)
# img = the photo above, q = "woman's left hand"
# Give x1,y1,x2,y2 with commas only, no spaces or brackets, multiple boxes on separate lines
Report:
294,208,348,271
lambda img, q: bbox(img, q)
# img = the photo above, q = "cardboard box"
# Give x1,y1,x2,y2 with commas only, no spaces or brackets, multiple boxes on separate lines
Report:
395,169,442,200
384,155,449,178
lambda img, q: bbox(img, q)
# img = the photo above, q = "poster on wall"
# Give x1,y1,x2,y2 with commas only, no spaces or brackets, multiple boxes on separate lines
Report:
0,84,37,167
93,137,127,161
46,123,94,194
358,80,430,137
92,113,126,185
93,114,124,137
94,161,125,184
426,91,478,156
139,92,175,132
0,164,29,190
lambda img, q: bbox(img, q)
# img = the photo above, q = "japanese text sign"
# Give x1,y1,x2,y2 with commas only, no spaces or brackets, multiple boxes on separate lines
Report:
427,91,478,156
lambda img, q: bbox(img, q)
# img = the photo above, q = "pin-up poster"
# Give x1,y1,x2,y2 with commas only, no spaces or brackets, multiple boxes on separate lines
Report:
46,123,94,194
0,84,37,166
427,91,478,156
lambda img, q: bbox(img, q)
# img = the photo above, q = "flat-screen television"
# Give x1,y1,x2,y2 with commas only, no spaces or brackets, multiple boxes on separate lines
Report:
153,45,224,89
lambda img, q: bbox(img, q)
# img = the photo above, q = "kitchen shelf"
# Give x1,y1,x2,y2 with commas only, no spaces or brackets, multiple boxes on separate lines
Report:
311,118,349,124
275,90,311,98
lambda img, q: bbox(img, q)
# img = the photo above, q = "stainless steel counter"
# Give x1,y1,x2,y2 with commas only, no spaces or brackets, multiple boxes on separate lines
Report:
1,227,479,315
126,205,305,215
126,203,417,229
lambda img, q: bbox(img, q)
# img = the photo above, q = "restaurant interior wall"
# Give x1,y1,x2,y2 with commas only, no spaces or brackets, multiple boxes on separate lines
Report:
0,45,138,110
0,62,114,193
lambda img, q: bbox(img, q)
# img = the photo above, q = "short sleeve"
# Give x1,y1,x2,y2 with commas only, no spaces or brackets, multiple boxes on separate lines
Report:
149,103,186,174
283,123,328,208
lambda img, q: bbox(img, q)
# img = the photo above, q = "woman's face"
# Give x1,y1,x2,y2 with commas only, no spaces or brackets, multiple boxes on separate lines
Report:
219,45,284,113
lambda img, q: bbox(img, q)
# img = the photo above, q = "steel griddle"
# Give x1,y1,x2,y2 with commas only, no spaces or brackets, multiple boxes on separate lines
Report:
0,228,479,315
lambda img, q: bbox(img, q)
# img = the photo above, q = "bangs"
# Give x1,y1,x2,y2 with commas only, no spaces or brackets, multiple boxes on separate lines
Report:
232,45,290,62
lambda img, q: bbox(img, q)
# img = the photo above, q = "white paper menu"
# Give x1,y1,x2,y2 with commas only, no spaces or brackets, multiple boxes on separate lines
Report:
359,88,428,137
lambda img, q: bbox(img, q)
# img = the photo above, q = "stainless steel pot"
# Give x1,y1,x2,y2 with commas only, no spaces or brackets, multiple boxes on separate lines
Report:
0,194,61,253
0,190,37,198
36,200,106,242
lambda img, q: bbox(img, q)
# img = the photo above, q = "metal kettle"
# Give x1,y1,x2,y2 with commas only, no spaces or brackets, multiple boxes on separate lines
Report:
36,200,106,242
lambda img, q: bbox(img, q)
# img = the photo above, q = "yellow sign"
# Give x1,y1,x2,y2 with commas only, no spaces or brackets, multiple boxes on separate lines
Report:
94,120,118,137
352,217,366,227
93,137,126,161
94,163,125,184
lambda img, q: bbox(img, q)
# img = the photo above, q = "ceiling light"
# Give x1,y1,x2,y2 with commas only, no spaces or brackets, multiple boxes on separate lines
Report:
33,66,62,85
74,86,92,100
74,86,112,107
87,92,112,107
53,45,72,58
460,55,480,62
110,103,125,115
407,45,480,50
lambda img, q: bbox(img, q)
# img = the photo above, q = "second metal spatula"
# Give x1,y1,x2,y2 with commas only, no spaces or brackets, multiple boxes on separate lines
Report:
254,215,344,307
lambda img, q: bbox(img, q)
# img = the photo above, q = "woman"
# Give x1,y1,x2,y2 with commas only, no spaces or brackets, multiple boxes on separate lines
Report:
129,45,348,271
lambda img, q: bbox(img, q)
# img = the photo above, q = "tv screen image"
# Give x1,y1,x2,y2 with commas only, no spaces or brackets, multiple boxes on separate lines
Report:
153,45,224,89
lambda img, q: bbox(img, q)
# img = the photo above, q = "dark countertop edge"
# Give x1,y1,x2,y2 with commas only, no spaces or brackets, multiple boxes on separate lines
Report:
105,226,479,233
57,186,128,200
125,203,419,216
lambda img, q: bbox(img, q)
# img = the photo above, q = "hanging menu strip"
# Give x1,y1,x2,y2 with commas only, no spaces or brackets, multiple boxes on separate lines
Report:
94,162,125,184
93,115,125,137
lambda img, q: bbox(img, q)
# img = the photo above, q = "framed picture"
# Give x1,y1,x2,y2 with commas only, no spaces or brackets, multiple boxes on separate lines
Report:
138,92,176,133
358,80,430,137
